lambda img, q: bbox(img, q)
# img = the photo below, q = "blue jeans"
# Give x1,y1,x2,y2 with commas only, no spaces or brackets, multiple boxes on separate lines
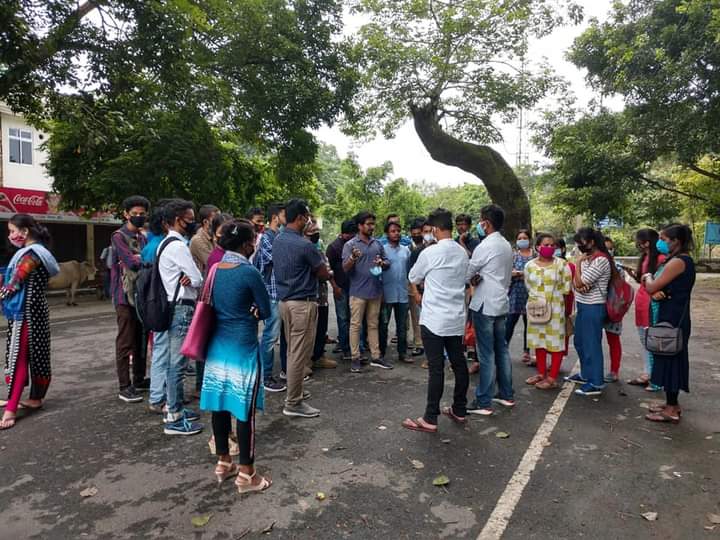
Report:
149,331,167,405
472,309,514,407
333,289,351,355
574,302,606,387
153,304,194,414
380,302,409,358
260,300,281,381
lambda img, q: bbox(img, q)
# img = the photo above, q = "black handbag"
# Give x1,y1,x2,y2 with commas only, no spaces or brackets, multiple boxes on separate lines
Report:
644,299,689,356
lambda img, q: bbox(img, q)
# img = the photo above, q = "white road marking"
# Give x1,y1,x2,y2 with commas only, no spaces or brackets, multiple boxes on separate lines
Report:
477,361,579,540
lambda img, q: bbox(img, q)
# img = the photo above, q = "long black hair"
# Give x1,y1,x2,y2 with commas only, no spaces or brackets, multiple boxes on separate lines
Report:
574,227,619,285
661,223,694,255
634,228,660,283
9,213,51,246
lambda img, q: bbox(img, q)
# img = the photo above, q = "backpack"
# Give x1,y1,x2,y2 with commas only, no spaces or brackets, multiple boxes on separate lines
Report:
134,237,182,331
606,273,635,323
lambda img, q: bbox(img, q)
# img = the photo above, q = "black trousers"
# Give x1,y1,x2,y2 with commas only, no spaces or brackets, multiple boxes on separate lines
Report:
115,305,147,390
421,326,469,425
212,412,255,465
505,312,528,351
312,305,329,361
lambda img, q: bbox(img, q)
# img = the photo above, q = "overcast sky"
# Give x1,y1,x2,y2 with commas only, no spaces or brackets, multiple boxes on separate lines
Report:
314,0,622,187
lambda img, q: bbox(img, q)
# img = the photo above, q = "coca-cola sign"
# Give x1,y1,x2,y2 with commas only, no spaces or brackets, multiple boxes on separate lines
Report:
0,187,49,215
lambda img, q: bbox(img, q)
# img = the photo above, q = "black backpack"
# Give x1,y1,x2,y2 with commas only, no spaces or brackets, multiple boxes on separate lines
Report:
135,237,182,332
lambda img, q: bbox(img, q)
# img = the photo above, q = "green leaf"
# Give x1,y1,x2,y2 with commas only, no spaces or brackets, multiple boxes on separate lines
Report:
432,475,450,487
191,514,212,527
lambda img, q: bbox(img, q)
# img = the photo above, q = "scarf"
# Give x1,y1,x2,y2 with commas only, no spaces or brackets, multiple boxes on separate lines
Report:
221,250,250,266
3,244,60,321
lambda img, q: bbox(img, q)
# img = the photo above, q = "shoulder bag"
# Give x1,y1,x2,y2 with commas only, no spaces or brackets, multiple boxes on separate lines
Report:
527,261,558,325
644,298,689,356
180,264,218,361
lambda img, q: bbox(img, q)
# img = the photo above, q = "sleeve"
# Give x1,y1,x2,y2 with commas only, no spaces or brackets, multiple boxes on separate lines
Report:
581,257,610,287
248,267,272,320
465,243,489,281
408,249,429,284
341,241,352,264
172,243,204,288
112,232,142,271
560,261,572,295
304,242,324,269
0,252,41,299
379,244,390,266
254,234,273,273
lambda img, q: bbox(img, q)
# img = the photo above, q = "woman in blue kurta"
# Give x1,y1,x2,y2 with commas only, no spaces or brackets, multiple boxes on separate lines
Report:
200,220,272,493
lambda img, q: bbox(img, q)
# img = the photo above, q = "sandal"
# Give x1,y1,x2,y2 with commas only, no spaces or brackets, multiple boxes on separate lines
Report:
214,460,239,485
235,470,272,494
645,411,680,424
525,374,544,385
441,407,466,424
401,417,438,433
627,376,649,386
521,352,532,364
536,378,559,390
648,405,682,416
0,413,17,430
644,384,662,393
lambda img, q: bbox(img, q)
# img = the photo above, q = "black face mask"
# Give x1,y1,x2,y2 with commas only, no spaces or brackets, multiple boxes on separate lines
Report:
411,235,423,245
129,215,146,228
577,243,591,254
183,220,199,238
309,233,320,244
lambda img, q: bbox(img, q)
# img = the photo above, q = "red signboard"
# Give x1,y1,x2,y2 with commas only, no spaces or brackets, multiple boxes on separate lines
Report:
0,187,49,214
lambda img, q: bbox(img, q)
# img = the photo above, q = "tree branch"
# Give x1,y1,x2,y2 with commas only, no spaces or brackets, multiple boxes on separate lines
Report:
686,162,720,182
638,175,712,202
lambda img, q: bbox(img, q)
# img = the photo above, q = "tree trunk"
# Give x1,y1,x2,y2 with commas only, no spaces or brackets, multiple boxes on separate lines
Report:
411,102,531,240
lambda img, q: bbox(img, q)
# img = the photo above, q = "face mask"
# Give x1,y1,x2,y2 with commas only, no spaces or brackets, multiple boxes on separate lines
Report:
309,233,320,244
517,239,530,250
129,215,146,229
476,223,486,237
607,249,614,256
8,233,26,248
554,248,562,258
183,220,199,238
577,244,590,254
369,265,382,277
411,235,423,245
656,238,670,255
423,233,435,243
538,245,555,259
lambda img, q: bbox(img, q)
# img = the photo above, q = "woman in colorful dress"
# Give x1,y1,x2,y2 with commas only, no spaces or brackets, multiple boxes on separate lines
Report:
506,229,534,365
0,214,59,429
524,233,572,390
200,219,272,493
641,224,696,424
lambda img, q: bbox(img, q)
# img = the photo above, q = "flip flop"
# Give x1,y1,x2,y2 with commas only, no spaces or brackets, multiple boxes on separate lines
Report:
19,401,43,410
645,412,680,424
627,377,649,386
648,405,683,416
0,414,17,430
402,417,438,433
441,407,466,424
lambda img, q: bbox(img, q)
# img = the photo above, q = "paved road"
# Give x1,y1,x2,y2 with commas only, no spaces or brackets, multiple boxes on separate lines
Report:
0,281,718,540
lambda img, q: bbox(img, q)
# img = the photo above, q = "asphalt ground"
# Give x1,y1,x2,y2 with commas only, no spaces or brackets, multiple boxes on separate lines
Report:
0,278,718,540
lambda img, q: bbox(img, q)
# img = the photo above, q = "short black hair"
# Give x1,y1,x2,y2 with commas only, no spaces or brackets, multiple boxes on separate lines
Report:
148,206,166,236
341,219,357,235
455,213,472,226
218,219,255,252
246,206,264,220
427,208,453,231
162,199,194,226
198,204,219,224
410,217,426,231
384,221,402,233
122,195,150,212
604,236,614,245
534,232,555,247
285,199,310,223
355,211,376,226
267,203,285,221
385,213,400,223
480,204,505,231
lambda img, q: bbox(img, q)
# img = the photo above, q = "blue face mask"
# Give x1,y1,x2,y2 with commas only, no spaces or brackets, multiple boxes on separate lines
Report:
369,265,382,277
517,239,530,249
554,248,562,258
476,223,486,237
656,238,670,255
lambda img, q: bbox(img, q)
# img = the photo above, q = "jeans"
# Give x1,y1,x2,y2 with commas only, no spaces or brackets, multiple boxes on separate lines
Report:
574,302,606,388
333,289,351,356
260,300,281,381
380,302,409,358
153,304,194,414
472,309,514,407
422,326,468,424
312,305,329,361
149,331,167,405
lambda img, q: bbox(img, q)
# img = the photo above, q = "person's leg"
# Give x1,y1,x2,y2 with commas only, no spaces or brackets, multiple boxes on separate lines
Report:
574,303,588,380
3,324,29,416
494,315,514,401
366,297,383,360
280,321,287,374
548,351,564,380
505,312,520,347
586,304,606,388
535,348,548,377
281,302,302,406
606,331,622,375
379,303,391,358
396,302,409,359
472,310,495,408
166,305,193,415
212,410,232,456
312,305,329,362
302,301,318,377
149,330,169,406
334,290,351,357
522,314,529,353
409,295,422,349
421,326,446,425
131,313,147,386
444,335,468,417
260,300,281,382
637,326,650,375
115,305,134,390
349,297,366,360
666,390,679,407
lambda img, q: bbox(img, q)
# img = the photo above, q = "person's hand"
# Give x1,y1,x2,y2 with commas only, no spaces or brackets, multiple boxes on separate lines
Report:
351,247,361,260
373,255,383,265
333,285,343,300
470,274,482,287
249,304,260,318
414,292,422,305
651,291,667,301
179,275,191,287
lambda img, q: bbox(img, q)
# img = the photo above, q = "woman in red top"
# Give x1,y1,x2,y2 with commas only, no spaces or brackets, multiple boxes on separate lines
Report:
626,229,665,391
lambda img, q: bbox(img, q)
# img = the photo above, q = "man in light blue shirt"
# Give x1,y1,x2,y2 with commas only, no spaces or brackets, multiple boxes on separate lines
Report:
378,213,412,247
379,221,411,363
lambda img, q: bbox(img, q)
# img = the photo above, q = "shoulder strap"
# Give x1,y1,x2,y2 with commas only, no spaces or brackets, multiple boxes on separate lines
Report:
157,237,183,304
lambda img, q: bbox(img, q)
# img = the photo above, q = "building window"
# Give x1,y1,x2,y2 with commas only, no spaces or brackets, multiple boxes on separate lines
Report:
8,128,33,165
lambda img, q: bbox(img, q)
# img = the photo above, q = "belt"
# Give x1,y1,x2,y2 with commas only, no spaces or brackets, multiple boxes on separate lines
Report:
177,299,196,307
283,297,317,303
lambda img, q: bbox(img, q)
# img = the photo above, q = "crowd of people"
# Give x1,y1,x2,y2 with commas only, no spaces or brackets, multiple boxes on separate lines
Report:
0,197,698,495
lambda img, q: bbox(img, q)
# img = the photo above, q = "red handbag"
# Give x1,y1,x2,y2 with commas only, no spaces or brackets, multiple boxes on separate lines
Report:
180,265,217,361
463,318,476,348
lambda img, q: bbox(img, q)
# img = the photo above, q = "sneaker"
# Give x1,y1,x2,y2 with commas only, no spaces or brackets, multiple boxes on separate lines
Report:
148,402,165,414
467,400,493,416
164,408,200,423
185,364,196,376
313,356,338,369
350,359,363,373
164,417,203,436
604,372,619,383
134,378,151,391
492,397,516,408
118,386,143,403
564,373,587,384
412,347,424,357
371,357,394,370
574,383,603,396
283,402,320,418
264,378,287,393
302,390,311,400
279,370,287,380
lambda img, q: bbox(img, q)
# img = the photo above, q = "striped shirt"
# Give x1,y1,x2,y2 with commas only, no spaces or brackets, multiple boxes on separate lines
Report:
575,255,611,304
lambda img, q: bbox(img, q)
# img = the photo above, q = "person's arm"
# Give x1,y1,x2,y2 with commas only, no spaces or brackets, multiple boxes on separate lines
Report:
248,267,272,320
379,244,390,269
643,257,686,294
172,243,204,288
579,256,610,287
0,252,41,299
573,255,586,289
112,232,142,271
465,242,488,283
342,241,358,273
255,234,272,273
306,244,330,281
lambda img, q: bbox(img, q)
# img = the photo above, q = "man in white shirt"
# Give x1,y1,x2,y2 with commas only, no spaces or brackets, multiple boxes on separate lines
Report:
153,199,204,436
466,204,515,416
402,209,470,433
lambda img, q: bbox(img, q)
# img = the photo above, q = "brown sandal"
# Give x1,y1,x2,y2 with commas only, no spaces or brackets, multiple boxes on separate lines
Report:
645,412,680,424
402,417,438,433
647,405,682,416
525,374,544,385
536,378,559,390
441,407,466,424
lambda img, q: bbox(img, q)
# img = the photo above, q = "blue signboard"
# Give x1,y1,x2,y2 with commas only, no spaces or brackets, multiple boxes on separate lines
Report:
705,222,720,244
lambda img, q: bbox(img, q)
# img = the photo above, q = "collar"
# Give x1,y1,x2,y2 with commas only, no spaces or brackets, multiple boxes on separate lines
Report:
355,234,375,245
167,230,186,241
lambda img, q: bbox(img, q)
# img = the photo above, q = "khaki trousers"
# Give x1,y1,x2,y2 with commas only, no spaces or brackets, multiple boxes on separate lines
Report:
349,296,382,360
408,294,423,348
280,299,318,406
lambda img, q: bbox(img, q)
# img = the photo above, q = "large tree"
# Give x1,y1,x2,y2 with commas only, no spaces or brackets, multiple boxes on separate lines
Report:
347,0,583,237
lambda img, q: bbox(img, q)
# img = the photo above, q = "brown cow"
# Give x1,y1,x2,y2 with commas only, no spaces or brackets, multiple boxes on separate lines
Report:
48,261,97,306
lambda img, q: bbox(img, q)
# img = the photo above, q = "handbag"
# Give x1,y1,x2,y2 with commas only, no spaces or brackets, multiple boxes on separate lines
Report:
180,264,218,361
527,261,558,325
644,299,689,356
463,318,476,348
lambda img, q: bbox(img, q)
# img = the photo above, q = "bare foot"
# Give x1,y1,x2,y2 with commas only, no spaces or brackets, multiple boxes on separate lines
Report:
0,411,17,430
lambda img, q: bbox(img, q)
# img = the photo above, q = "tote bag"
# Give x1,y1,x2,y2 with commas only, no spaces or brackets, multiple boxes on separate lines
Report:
180,265,218,361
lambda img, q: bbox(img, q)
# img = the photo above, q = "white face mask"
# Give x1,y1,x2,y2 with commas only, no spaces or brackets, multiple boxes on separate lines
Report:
423,233,435,243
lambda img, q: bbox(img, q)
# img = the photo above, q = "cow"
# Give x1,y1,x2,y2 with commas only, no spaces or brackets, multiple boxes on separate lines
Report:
48,261,97,306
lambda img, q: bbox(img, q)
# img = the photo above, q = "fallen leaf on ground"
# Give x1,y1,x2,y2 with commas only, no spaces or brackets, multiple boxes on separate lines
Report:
262,521,276,534
316,492,326,501
707,513,720,525
191,514,212,527
80,487,98,498
496,431,510,439
410,459,425,469
433,474,450,487
641,512,658,521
